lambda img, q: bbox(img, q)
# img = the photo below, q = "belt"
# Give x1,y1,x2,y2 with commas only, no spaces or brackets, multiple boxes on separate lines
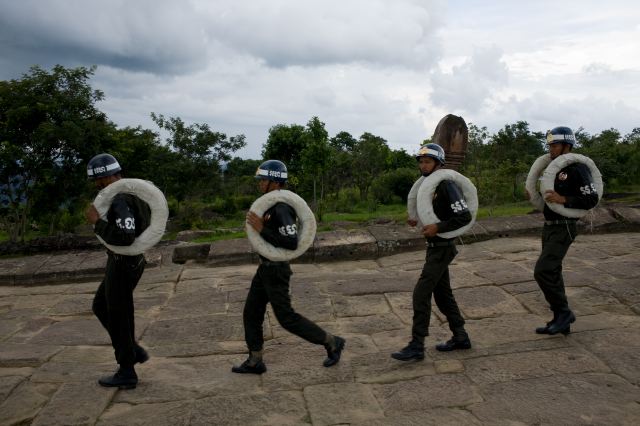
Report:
544,220,577,226
427,241,456,248
259,259,289,266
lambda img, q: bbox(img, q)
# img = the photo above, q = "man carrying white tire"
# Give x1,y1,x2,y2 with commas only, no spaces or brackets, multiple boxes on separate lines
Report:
526,127,599,335
85,153,152,390
232,160,345,374
392,143,473,362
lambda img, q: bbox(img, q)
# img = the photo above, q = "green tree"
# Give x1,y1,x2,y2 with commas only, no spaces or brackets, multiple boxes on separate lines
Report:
0,65,112,241
151,113,246,199
352,132,391,200
262,123,307,178
300,117,331,217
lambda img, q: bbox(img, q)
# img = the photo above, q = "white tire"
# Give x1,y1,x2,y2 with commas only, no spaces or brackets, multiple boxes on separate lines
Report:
540,153,603,218
416,169,478,239
525,154,552,211
407,176,425,228
93,178,169,255
246,190,317,261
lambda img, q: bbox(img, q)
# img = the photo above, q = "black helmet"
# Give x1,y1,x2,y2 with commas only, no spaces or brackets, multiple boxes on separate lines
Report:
87,153,122,179
546,126,575,147
415,143,445,164
255,160,288,183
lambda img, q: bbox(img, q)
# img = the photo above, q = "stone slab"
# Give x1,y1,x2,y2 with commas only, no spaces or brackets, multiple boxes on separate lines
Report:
610,205,640,227
113,356,261,404
455,286,528,319
351,409,482,426
31,382,116,426
367,224,425,255
466,259,533,285
323,274,415,296
313,229,378,262
260,339,354,392
336,313,405,335
351,351,436,384
469,373,640,425
207,238,257,266
573,328,640,384
473,214,540,237
577,206,623,232
0,343,62,368
464,348,610,386
28,318,148,346
190,391,309,426
0,375,24,404
172,243,211,264
0,381,58,426
304,382,384,425
332,294,390,317
373,374,482,412
143,314,244,347
98,401,193,426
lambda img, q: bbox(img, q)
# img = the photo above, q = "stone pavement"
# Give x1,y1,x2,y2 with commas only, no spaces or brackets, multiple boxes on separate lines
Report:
1,231,639,425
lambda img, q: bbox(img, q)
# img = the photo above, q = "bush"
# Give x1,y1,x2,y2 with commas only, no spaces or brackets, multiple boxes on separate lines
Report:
371,168,418,204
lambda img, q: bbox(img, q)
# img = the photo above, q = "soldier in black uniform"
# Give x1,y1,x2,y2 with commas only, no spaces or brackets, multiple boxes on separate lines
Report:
528,126,599,335
232,160,345,374
392,144,473,361
85,153,151,389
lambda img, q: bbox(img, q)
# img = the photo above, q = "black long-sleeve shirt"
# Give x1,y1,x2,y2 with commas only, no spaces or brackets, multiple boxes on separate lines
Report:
94,193,151,247
543,162,599,220
260,202,298,251
429,180,472,242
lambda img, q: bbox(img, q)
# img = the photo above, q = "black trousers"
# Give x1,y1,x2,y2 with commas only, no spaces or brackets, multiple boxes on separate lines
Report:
412,245,466,345
534,222,577,313
92,253,145,366
243,263,327,352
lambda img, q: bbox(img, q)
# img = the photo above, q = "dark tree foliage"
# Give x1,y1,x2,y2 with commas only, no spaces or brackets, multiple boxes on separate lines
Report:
0,65,113,241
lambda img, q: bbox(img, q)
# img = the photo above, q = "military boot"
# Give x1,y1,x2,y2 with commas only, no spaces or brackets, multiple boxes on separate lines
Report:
436,327,471,352
98,365,138,390
323,335,346,367
547,309,575,335
231,359,267,374
391,340,425,361
134,345,149,365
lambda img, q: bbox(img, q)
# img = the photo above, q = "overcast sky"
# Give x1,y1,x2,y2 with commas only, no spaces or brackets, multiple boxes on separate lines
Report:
1,0,639,158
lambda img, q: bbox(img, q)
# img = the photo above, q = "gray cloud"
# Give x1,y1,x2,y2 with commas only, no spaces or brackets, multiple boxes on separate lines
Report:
0,0,209,76
430,46,508,113
0,0,637,159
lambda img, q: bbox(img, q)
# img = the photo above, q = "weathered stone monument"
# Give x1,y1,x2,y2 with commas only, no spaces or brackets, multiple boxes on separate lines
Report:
431,114,469,171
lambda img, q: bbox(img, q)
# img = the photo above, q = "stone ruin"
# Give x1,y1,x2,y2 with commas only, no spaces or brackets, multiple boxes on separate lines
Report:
430,114,469,171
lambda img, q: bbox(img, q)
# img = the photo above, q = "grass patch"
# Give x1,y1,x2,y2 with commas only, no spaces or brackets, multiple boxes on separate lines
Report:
476,201,534,219
192,230,246,243
321,204,406,224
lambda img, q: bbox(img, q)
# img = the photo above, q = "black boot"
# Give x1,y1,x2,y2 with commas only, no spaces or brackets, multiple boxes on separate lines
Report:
98,365,138,390
391,341,425,361
231,359,267,375
547,310,575,335
435,336,472,352
135,345,149,365
535,311,559,334
323,336,346,367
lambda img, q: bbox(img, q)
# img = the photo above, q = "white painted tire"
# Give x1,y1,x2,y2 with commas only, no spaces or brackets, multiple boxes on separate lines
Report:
407,176,425,228
93,178,169,255
416,169,478,239
246,190,316,261
526,154,552,211
540,153,603,218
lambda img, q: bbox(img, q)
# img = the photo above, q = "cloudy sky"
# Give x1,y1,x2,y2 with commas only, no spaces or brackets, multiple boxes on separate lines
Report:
1,0,639,158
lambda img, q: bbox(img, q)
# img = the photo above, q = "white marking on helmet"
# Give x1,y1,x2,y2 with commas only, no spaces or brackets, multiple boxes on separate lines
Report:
425,148,443,158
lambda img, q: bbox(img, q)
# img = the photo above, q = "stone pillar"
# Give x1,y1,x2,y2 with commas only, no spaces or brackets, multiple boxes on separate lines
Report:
431,114,468,171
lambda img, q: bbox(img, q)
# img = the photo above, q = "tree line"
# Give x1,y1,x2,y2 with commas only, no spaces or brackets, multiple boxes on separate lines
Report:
1,65,638,242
